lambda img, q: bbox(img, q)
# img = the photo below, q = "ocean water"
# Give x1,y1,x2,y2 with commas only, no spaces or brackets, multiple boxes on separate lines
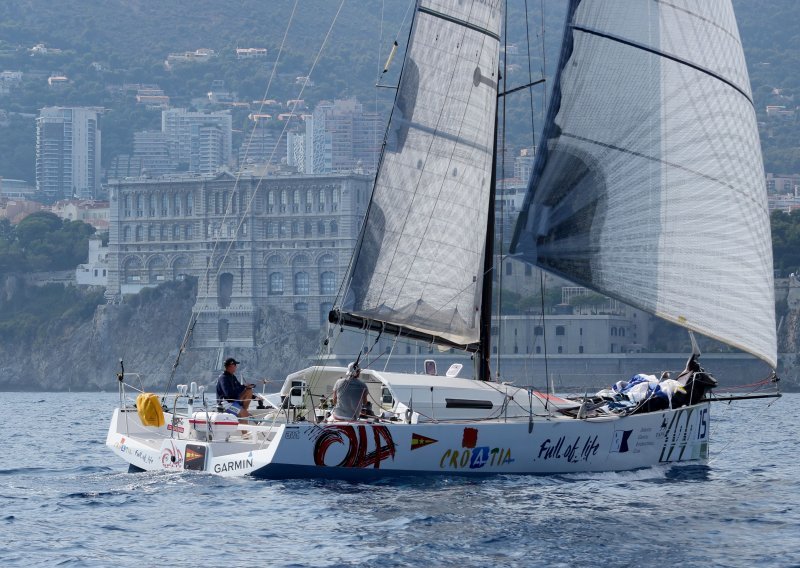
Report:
1,392,798,567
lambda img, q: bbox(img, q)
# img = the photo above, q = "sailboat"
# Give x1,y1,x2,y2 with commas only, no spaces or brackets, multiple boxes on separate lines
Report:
107,0,779,479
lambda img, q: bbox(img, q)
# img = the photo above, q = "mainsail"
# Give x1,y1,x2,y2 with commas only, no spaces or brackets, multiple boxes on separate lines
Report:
339,0,503,347
511,0,777,367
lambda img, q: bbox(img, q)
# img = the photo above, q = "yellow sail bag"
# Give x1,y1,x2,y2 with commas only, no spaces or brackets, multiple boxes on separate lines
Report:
136,393,165,427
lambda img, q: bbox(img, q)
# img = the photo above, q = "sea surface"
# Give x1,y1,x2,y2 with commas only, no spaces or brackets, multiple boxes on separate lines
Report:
1,392,798,567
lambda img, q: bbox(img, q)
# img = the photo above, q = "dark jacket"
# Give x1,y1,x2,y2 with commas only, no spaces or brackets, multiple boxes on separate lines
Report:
216,371,245,403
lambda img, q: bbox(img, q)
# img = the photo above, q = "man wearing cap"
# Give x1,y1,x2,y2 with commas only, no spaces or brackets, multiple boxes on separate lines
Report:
216,358,255,418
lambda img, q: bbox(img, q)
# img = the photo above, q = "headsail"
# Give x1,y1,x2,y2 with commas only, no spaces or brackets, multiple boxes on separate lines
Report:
338,0,503,348
511,0,777,367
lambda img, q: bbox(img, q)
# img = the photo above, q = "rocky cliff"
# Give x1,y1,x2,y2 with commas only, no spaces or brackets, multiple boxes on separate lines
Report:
1,275,796,391
0,276,320,392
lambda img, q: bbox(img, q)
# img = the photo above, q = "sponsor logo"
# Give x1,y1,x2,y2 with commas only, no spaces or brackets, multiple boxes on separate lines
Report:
161,441,183,469
537,435,600,463
313,425,396,468
439,428,513,470
411,433,437,450
213,458,254,473
184,444,207,471
611,430,634,453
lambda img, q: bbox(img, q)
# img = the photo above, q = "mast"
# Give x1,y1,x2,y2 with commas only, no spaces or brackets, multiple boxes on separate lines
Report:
478,89,500,382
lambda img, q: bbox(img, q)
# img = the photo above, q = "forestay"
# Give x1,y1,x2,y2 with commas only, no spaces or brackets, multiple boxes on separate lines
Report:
511,0,777,367
339,0,503,347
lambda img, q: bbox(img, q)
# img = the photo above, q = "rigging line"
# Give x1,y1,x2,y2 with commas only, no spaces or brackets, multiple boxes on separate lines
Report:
494,0,509,383
539,0,546,114
193,0,300,313
539,268,550,410
186,0,299,328
523,0,538,153
570,24,753,106
221,0,347,304
215,0,347,290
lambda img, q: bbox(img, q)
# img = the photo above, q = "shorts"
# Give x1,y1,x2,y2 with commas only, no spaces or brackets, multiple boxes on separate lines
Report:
223,401,243,416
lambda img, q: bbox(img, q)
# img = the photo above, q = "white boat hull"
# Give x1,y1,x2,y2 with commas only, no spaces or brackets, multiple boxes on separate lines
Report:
107,402,711,480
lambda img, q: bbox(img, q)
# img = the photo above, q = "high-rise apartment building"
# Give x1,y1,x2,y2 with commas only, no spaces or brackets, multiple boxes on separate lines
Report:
161,108,232,174
133,130,175,177
36,107,101,202
291,99,382,175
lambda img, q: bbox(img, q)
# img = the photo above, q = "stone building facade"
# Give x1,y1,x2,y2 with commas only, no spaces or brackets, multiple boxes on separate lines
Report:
106,172,371,347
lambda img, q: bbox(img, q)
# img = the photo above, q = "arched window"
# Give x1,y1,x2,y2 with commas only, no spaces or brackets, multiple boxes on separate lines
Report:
304,221,312,237
555,326,565,336
320,271,336,295
173,225,180,239
534,326,544,336
269,272,284,294
187,193,194,214
620,328,625,337
123,226,131,241
135,225,143,241
174,194,181,216
611,327,617,336
294,272,309,295
317,221,325,236
330,220,338,236
291,221,299,237
147,225,155,241
267,191,275,212
162,193,169,215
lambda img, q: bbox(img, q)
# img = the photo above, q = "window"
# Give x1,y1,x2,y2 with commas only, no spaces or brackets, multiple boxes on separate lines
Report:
317,221,325,236
534,326,543,336
269,272,283,294
320,271,336,295
579,345,584,353
536,346,541,354
525,264,532,276
330,220,338,236
294,272,309,295
555,326,565,336
506,262,512,276
304,221,312,237
557,346,563,354
294,302,308,312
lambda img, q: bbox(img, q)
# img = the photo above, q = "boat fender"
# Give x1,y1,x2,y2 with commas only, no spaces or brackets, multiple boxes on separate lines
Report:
136,393,165,427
